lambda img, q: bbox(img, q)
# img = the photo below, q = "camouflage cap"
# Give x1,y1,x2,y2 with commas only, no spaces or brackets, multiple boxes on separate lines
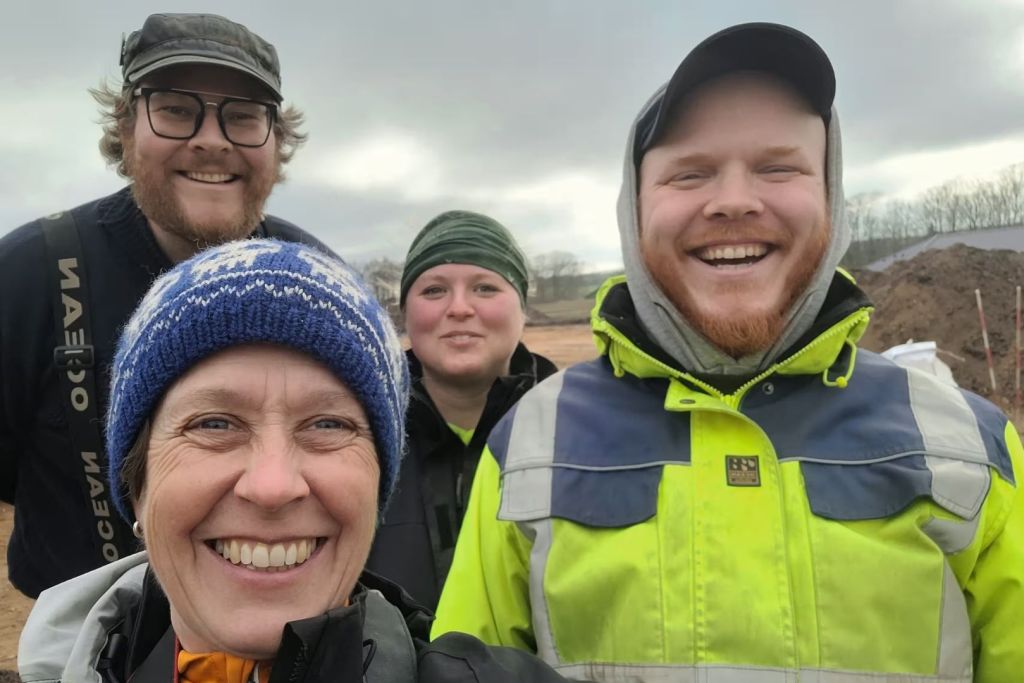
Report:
400,210,529,307
121,13,282,102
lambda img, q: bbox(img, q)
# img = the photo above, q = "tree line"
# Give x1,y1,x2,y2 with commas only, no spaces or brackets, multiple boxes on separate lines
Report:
363,161,1024,291
844,161,1024,268
359,250,590,308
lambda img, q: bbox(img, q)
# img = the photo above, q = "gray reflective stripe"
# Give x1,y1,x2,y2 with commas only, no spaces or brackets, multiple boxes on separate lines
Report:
508,460,688,474
907,368,988,463
517,518,561,665
497,374,563,663
501,467,553,519
924,456,990,519
908,367,992,519
555,662,970,682
937,562,973,679
922,514,981,554
499,372,563,521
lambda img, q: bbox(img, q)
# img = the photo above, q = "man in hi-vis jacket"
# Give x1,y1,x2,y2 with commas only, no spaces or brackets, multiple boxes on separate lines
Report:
433,23,1024,682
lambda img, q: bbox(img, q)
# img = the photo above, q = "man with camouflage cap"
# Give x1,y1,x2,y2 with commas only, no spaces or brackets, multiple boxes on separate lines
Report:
0,13,330,597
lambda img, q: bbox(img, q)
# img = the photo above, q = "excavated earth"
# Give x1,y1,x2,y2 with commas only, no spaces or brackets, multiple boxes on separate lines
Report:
855,244,1024,414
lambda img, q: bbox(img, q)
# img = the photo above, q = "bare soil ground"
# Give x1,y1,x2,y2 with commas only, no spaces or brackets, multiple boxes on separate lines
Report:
0,503,33,675
522,323,597,368
855,244,1024,417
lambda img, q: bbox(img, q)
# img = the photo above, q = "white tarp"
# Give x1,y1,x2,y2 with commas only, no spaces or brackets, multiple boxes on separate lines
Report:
881,341,959,387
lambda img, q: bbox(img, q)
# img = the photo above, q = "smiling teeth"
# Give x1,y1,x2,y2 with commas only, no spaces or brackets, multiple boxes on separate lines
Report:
213,538,317,571
187,171,233,183
696,244,769,261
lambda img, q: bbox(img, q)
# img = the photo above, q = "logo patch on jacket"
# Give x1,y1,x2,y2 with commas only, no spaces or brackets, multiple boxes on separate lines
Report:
726,456,760,487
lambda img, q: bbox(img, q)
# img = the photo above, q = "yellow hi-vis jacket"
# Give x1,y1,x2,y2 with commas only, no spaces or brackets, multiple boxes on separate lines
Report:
433,276,1024,683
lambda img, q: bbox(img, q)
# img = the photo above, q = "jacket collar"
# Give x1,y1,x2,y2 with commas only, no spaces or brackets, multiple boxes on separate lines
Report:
126,570,430,683
18,552,151,683
592,271,873,396
20,550,430,683
407,342,551,385
406,343,557,445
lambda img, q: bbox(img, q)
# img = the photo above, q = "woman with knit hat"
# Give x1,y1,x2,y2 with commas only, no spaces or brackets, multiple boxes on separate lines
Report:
366,210,556,611
18,239,568,683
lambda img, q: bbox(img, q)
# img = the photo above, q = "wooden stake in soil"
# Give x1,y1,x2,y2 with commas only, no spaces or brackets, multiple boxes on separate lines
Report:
975,289,998,394
1015,285,1021,418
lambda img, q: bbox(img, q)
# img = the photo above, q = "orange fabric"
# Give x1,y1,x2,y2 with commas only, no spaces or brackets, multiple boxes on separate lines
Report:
177,649,270,683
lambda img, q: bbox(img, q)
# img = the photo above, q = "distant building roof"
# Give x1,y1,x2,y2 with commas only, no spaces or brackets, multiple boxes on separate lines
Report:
866,224,1024,271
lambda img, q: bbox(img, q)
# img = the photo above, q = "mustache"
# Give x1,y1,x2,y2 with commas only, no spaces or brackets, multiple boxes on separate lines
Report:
179,151,246,173
681,222,786,249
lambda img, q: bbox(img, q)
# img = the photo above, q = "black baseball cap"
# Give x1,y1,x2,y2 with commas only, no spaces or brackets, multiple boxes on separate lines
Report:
120,13,283,102
637,22,835,157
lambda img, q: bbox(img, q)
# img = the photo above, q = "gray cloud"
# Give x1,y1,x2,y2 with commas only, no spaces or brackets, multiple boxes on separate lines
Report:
4,0,1024,266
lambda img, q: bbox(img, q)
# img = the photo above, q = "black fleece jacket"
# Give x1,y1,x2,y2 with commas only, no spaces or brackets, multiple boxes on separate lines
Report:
365,344,557,610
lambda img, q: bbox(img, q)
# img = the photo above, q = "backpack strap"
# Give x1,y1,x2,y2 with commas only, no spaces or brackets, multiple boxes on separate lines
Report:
41,210,133,566
362,589,418,682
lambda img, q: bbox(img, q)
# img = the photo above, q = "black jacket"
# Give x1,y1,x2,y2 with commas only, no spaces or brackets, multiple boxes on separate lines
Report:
20,553,570,682
109,569,569,683
0,188,333,597
365,344,557,610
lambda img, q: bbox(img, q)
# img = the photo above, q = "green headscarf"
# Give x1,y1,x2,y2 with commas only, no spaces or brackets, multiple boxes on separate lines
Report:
400,210,529,307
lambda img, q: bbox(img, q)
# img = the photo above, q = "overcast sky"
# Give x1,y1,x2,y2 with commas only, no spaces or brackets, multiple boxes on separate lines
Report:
4,0,1024,270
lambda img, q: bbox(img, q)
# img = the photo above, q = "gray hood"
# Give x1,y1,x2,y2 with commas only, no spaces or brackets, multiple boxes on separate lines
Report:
617,84,851,376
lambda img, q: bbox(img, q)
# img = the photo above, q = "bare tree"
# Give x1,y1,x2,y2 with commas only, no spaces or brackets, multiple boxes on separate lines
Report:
920,181,966,234
532,251,584,301
973,179,1005,227
844,160,1024,268
959,180,988,231
884,199,922,240
359,258,403,313
993,163,1024,225
845,192,883,242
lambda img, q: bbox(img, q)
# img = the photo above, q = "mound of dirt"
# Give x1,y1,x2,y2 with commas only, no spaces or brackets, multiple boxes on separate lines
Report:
857,244,1024,410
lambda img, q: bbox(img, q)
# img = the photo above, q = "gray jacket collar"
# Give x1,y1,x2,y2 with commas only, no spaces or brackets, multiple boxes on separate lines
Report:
19,552,149,683
18,552,418,683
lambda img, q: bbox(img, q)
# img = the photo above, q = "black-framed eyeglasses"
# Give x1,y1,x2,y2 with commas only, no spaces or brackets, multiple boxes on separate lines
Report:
133,87,278,148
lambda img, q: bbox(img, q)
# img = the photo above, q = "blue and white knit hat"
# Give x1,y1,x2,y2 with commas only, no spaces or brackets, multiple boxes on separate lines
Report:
105,239,409,521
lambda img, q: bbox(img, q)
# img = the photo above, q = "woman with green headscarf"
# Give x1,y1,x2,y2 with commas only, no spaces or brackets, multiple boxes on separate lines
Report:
365,210,557,610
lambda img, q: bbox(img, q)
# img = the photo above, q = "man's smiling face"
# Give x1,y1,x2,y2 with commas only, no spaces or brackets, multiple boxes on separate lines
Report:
638,71,829,358
123,64,280,254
